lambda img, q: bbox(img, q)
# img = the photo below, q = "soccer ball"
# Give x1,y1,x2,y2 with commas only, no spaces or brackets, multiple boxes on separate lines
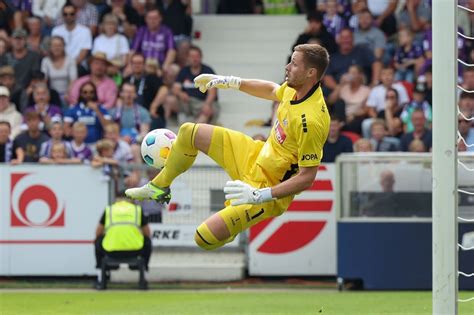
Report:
141,129,177,169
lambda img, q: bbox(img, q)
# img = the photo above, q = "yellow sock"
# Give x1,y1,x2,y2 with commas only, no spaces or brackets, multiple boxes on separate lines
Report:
194,222,236,251
152,123,199,187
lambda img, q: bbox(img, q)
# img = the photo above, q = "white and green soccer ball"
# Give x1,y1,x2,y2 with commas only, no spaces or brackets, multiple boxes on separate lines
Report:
141,128,177,169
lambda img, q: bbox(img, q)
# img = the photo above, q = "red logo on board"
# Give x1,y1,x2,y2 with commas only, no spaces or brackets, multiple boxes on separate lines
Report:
10,173,65,227
249,165,333,254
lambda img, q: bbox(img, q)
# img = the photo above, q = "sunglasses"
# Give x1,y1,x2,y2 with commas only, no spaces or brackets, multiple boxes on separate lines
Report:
63,12,75,16
81,90,95,94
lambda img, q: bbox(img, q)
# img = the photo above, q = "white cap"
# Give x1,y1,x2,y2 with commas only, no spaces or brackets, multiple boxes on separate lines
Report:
0,86,10,97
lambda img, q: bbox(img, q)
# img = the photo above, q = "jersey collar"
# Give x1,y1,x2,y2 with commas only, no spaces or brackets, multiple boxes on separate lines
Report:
290,81,320,105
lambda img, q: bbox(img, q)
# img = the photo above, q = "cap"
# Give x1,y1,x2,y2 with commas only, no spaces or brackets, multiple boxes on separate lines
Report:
0,66,14,77
0,86,10,97
11,29,28,38
89,52,111,65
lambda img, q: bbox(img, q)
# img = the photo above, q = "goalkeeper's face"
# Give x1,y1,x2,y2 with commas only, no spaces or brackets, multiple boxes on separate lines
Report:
286,51,311,89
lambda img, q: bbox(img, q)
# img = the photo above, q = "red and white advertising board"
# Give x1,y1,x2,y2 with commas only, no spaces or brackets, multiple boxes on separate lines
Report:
248,164,336,275
0,165,109,275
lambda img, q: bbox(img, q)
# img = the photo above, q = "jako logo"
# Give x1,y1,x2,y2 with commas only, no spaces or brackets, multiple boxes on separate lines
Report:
301,153,318,161
249,165,333,254
10,173,65,227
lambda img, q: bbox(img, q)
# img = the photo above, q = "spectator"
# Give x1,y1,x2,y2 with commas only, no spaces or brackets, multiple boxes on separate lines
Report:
39,141,81,164
354,9,386,68
460,67,474,96
397,0,431,36
68,52,118,109
92,14,129,68
400,85,432,133
323,0,345,39
292,11,337,55
380,169,395,192
362,67,409,137
400,109,432,152
369,119,399,151
32,0,66,33
64,81,111,143
353,138,373,152
69,121,93,162
327,64,370,134
171,45,218,124
25,16,47,55
93,191,152,285
458,110,474,153
408,138,426,152
52,3,92,68
103,122,135,164
0,66,21,108
91,138,120,179
21,70,62,112
99,0,142,40
39,121,72,158
0,86,22,138
109,82,151,144
11,111,50,164
0,37,7,57
323,28,377,90
131,8,176,71
393,28,424,83
321,115,353,163
41,36,77,105
56,0,99,35
0,0,15,33
459,91,474,117
123,53,168,128
0,121,13,162
0,29,41,90
24,83,62,130
353,0,398,37
156,0,193,42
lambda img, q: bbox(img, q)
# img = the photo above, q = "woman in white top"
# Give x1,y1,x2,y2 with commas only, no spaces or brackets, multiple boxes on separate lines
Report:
92,14,129,68
328,64,371,134
41,36,77,106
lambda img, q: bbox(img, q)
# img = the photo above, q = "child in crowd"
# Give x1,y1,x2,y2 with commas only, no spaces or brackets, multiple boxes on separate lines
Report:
400,86,432,133
39,121,72,158
323,0,345,39
39,142,81,164
394,28,424,83
69,121,93,162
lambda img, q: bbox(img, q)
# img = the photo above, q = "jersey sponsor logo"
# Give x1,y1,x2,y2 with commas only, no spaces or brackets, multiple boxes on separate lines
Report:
301,114,307,133
274,120,287,144
10,173,65,227
301,153,318,161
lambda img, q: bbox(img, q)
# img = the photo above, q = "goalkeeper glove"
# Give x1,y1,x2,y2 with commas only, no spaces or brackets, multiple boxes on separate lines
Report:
223,180,274,206
194,74,241,93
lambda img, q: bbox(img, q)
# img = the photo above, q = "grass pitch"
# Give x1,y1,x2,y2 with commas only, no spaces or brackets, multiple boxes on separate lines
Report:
1,290,473,314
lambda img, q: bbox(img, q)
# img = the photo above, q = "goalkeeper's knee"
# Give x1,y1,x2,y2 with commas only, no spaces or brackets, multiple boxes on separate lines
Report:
176,122,198,149
194,223,235,251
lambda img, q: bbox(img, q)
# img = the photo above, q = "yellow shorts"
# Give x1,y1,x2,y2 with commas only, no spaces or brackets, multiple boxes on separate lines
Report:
207,126,294,224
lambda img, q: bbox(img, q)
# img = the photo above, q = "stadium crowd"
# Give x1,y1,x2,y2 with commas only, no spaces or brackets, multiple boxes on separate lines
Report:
0,0,470,180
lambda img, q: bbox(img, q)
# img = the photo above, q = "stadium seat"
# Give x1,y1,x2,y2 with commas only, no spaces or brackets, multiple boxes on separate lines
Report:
97,255,147,290
341,131,361,144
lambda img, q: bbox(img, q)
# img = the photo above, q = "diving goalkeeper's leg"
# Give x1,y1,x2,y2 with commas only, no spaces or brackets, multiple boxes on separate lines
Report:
125,123,214,202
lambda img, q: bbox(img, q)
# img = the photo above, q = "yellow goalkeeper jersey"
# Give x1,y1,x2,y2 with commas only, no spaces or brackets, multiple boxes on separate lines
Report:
252,82,330,186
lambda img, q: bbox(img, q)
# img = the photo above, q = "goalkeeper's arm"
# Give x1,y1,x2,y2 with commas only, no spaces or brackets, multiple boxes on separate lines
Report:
239,79,280,102
194,74,280,102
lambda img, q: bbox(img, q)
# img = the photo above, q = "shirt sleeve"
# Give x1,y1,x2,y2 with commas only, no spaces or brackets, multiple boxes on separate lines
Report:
99,212,105,225
297,119,326,167
139,106,152,124
141,211,148,226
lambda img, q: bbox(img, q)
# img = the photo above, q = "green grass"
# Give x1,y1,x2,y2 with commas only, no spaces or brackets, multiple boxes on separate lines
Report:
1,290,473,314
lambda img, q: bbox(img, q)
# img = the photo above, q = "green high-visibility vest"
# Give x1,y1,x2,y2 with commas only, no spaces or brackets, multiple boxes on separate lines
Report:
102,201,144,252
263,0,297,14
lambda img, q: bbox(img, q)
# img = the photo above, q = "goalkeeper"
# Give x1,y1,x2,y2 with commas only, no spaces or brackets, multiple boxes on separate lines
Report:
126,44,331,250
